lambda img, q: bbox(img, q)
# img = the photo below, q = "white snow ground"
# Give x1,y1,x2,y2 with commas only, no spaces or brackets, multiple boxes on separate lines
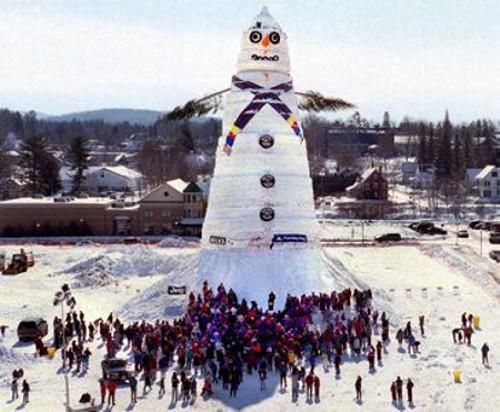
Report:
0,225,499,411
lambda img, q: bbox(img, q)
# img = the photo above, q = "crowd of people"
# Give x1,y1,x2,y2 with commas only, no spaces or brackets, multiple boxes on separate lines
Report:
5,281,495,409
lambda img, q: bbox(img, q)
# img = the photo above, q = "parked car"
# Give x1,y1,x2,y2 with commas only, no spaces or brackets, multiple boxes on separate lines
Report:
457,230,469,238
489,232,500,244
469,220,483,230
101,358,135,381
375,233,402,242
489,250,500,262
17,317,48,341
410,221,447,235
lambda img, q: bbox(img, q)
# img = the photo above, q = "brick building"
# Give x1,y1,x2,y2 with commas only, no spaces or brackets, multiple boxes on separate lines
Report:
0,179,207,237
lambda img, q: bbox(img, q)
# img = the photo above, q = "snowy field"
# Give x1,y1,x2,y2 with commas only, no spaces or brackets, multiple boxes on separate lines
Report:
0,224,499,411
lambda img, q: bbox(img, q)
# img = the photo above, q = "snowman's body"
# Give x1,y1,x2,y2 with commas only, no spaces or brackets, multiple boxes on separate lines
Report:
202,8,318,248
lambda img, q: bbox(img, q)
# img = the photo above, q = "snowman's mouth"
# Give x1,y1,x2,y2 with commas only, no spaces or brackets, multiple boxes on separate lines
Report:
251,54,279,62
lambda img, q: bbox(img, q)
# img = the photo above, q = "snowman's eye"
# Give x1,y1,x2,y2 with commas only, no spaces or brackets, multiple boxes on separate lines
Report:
249,31,262,43
269,32,281,45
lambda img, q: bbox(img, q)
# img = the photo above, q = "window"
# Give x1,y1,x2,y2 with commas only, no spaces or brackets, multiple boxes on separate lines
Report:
100,173,105,178
163,191,169,197
143,210,153,218
492,171,498,178
484,190,491,197
161,210,170,217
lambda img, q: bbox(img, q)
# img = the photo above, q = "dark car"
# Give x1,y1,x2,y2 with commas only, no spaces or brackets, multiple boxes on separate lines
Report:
17,317,48,341
428,226,447,235
375,233,402,242
489,232,500,244
489,250,500,262
469,220,483,230
411,221,447,235
457,230,469,238
101,358,134,381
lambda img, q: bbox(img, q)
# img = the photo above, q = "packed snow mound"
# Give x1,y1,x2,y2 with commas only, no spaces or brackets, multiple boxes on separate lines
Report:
118,250,199,321
72,270,115,289
157,236,200,248
118,245,401,322
197,247,334,307
61,247,199,278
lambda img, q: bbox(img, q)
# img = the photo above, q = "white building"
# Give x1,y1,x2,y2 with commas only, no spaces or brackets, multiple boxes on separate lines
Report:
475,165,500,201
86,166,142,193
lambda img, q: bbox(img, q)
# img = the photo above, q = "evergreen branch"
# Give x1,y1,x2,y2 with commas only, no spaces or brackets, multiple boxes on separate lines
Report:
161,89,230,122
296,91,355,113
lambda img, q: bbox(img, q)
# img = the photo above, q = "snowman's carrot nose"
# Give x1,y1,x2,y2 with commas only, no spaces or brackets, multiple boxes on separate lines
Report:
262,34,270,48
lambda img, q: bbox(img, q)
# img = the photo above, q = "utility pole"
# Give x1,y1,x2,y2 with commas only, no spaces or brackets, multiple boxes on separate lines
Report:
480,228,483,256
361,220,365,245
54,284,76,412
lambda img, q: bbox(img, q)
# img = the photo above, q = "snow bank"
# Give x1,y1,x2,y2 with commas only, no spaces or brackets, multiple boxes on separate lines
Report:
418,244,500,300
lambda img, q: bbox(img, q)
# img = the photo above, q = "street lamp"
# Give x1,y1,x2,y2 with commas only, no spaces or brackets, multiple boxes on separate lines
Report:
53,284,76,412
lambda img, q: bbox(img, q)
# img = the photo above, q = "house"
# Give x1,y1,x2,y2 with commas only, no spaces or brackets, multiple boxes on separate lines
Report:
346,167,389,201
86,166,142,193
401,161,418,184
475,165,500,201
465,168,482,193
0,177,26,200
409,165,435,190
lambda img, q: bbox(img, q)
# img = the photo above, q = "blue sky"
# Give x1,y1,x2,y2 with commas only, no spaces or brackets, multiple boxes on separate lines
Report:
1,0,499,122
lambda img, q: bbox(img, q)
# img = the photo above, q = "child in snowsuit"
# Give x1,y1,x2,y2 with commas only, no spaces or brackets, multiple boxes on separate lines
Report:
355,376,362,402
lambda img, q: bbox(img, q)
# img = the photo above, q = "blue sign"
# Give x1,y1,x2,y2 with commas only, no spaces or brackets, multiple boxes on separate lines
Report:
272,234,308,243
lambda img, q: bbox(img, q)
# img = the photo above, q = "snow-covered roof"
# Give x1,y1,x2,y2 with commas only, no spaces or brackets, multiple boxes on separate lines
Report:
88,166,142,180
167,178,189,193
346,167,380,192
475,165,496,180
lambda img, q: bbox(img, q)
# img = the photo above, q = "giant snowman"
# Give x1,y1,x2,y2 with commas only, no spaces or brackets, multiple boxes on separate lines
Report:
196,8,336,302
202,7,317,247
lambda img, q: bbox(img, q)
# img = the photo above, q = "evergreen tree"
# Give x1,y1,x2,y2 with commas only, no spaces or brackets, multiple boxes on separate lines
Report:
452,134,465,180
43,155,62,195
417,122,427,165
435,111,453,182
462,127,474,168
68,136,90,193
426,123,435,165
382,111,391,129
20,135,61,195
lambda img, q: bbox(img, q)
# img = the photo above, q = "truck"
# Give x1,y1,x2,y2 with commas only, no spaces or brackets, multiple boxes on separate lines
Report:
2,249,35,275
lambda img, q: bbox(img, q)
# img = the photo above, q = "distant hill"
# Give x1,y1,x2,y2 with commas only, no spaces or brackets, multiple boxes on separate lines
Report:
46,108,164,126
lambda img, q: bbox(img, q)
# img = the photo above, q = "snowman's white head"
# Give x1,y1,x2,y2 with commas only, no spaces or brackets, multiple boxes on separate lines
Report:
237,7,290,74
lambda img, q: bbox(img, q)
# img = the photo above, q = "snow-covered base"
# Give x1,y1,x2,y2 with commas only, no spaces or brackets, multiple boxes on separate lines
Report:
197,247,333,306
1,232,499,411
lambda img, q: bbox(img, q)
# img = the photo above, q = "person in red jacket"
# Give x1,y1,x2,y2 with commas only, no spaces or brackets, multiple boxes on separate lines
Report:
305,372,314,401
99,379,106,404
313,375,320,401
107,380,117,406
